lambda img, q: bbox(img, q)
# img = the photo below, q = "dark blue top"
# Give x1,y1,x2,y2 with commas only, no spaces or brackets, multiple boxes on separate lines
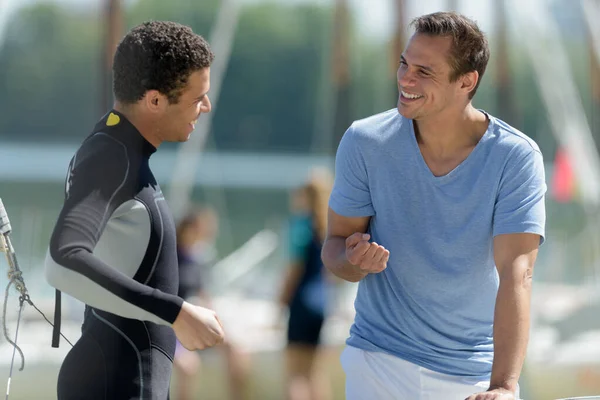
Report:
288,214,328,316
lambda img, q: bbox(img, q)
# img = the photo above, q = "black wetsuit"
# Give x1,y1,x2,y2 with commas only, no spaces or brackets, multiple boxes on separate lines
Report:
45,110,183,400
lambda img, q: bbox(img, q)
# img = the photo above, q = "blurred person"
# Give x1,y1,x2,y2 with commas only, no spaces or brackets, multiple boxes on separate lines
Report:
44,21,224,400
173,206,250,400
322,12,546,400
278,170,334,400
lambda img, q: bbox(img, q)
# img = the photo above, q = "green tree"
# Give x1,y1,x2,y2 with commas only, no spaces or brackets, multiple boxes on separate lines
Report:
0,4,101,140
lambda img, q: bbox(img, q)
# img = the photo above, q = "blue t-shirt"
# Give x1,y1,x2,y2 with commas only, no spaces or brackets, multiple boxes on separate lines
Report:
329,108,546,379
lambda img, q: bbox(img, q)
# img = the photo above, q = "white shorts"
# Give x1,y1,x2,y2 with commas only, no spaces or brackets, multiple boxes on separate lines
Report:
340,346,520,400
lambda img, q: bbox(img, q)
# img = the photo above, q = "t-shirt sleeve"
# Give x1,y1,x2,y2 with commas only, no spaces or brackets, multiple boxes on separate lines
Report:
45,134,183,326
328,125,375,217
493,147,547,245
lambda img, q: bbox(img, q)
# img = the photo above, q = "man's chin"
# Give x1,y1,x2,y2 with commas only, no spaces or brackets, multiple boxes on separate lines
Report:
397,105,414,119
167,135,190,143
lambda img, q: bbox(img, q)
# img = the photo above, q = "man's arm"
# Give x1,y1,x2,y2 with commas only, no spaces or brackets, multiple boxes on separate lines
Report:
45,134,182,326
321,208,388,282
488,232,540,393
467,145,545,400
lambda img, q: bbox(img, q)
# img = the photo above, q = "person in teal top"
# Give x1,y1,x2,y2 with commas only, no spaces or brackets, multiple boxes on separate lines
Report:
278,170,334,400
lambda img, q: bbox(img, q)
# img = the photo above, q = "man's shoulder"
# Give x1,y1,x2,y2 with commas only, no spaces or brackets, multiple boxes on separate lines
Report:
488,113,542,157
345,109,406,144
68,131,131,180
74,131,128,160
352,108,404,131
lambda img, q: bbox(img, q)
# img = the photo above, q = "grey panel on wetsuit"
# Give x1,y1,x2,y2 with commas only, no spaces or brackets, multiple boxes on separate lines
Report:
45,199,174,326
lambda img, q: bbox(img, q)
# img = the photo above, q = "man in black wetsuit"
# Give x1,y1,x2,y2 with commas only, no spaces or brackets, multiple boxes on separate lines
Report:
44,21,224,400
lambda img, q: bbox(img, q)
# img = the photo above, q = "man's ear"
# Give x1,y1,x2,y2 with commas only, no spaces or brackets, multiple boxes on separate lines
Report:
143,90,167,114
460,70,479,96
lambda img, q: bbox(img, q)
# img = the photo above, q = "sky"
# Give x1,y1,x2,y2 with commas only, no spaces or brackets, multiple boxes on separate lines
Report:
0,0,497,41
1,0,571,54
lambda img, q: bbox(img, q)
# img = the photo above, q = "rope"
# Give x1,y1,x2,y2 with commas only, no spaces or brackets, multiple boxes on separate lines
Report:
1,232,74,400
2,238,27,372
5,296,24,400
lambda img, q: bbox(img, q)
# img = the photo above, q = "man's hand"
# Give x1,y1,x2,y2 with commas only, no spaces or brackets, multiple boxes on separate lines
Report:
172,301,225,350
345,232,389,274
465,388,515,400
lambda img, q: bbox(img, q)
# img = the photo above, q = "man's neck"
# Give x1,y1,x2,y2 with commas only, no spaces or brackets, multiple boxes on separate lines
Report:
113,102,162,149
414,104,488,158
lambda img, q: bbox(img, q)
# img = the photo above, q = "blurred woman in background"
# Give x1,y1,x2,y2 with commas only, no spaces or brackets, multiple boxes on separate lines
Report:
278,169,334,400
174,206,249,400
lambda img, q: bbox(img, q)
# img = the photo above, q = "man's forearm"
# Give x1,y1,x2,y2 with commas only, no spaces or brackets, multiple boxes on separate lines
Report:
489,272,532,393
321,236,367,282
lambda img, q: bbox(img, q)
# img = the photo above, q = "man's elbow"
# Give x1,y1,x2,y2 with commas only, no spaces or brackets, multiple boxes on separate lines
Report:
321,243,338,274
499,261,534,291
45,244,87,290
45,249,65,290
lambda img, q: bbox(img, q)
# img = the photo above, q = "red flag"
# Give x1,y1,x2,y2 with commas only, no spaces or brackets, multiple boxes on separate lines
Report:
551,147,575,203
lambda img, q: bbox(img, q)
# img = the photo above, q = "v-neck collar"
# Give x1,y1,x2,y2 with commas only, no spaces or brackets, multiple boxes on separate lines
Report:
408,110,493,184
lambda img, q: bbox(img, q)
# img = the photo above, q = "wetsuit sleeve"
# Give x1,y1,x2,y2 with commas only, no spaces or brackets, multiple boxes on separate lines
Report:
45,134,183,326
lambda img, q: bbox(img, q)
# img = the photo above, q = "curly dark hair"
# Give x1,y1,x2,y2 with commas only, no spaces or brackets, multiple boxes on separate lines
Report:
113,21,214,104
410,12,490,99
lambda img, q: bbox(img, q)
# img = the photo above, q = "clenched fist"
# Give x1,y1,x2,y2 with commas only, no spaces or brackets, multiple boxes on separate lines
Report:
345,232,389,274
172,302,225,351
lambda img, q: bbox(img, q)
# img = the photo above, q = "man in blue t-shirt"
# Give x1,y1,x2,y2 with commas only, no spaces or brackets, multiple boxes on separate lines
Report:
322,11,546,400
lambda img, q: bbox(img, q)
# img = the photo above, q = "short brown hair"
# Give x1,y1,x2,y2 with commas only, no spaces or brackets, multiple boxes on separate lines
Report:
410,12,490,99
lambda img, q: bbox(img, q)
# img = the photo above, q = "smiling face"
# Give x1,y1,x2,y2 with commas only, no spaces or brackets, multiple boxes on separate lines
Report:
138,67,212,146
396,33,477,122
161,68,212,143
